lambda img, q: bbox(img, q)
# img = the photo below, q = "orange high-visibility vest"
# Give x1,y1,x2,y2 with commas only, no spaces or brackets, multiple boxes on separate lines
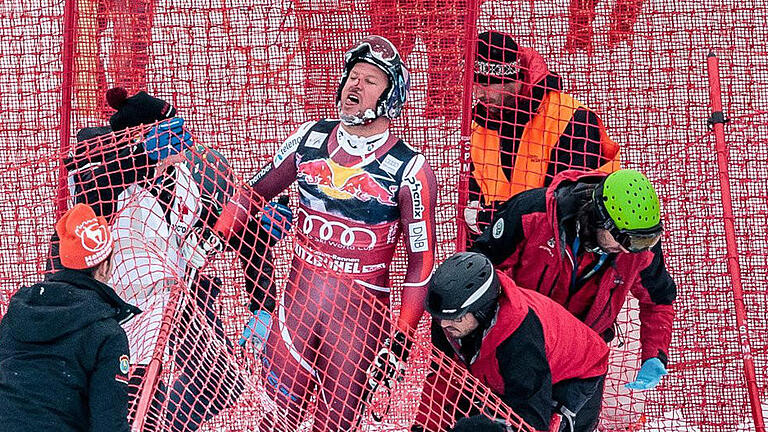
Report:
470,92,620,204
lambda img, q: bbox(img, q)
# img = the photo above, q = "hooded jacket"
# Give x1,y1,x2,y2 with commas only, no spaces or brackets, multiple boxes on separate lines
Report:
468,46,620,223
471,170,676,364
0,269,140,432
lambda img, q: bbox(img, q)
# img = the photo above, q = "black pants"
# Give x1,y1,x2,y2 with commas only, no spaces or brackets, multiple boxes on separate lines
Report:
165,274,245,432
129,274,245,432
552,375,605,432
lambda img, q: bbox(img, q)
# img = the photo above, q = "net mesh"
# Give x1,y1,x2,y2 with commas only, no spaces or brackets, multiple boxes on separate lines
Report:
1,0,767,430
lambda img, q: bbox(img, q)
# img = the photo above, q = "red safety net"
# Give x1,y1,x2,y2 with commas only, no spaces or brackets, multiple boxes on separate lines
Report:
41,125,532,432
1,0,767,431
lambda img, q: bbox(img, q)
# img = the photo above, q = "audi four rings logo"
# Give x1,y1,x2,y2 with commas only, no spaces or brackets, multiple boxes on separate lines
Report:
299,209,377,248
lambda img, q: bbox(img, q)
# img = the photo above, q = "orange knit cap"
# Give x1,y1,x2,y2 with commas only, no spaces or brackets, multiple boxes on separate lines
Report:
55,204,113,270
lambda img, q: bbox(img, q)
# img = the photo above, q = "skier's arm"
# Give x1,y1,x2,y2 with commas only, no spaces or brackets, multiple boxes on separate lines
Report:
397,154,438,333
214,122,313,240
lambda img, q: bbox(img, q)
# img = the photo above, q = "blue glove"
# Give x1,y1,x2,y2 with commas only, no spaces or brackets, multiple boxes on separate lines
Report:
625,357,667,390
260,196,293,242
143,117,193,161
238,310,272,350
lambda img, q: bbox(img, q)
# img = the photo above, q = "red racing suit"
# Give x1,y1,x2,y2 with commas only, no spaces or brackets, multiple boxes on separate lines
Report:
416,271,608,431
470,170,676,365
216,119,437,431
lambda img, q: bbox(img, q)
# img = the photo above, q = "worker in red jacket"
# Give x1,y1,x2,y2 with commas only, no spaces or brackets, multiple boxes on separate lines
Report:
412,252,609,432
470,169,675,398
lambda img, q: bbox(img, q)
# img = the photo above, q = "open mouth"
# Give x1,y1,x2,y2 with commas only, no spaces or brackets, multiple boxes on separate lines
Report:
347,94,360,104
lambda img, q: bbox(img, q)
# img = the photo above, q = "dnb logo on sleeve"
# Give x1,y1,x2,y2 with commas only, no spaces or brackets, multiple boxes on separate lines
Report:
115,354,130,384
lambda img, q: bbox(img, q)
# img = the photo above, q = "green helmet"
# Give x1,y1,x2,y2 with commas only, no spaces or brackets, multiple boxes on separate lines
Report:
593,169,663,252
596,169,661,230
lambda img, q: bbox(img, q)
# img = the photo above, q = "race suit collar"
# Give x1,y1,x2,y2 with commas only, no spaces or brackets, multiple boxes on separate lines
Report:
336,123,391,157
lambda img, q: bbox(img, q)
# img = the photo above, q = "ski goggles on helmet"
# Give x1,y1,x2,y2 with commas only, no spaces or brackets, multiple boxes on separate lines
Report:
346,35,399,66
609,227,662,253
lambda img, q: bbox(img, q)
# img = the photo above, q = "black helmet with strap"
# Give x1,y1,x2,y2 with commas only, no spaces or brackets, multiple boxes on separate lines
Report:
426,252,500,323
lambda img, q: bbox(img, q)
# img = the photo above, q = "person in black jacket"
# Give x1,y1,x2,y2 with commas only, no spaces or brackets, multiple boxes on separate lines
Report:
0,203,140,432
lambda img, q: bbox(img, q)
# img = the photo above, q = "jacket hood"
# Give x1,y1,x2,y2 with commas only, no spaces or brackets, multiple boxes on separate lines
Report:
4,269,140,343
546,170,609,252
517,46,559,100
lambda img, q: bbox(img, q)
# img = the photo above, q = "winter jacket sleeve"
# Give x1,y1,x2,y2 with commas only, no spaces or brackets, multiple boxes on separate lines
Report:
89,327,131,432
495,309,553,431
470,188,547,267
629,241,676,363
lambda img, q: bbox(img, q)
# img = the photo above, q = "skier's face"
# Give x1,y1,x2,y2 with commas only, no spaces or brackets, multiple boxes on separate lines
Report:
440,313,480,339
339,62,388,118
473,80,522,118
595,229,631,254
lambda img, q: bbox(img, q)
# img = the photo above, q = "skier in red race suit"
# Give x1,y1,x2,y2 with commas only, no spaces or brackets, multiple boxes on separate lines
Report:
213,35,437,431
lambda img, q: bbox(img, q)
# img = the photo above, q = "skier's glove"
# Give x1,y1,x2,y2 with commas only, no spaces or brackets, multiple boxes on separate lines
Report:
143,117,193,161
625,357,667,390
238,309,272,352
366,331,411,391
181,226,224,270
260,195,293,242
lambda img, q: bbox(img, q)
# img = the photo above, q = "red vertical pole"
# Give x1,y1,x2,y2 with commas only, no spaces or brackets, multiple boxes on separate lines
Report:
58,0,77,217
706,52,766,432
456,0,479,251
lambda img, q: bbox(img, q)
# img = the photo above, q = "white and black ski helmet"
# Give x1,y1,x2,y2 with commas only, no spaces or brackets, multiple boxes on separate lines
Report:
336,35,410,121
426,252,500,322
160,144,235,230
183,145,235,227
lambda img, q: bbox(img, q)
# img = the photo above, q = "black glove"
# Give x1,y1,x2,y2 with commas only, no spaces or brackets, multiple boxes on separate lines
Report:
450,415,507,432
366,331,411,391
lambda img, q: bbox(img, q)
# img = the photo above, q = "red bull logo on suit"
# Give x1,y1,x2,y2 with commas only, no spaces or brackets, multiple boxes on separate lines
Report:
299,159,396,206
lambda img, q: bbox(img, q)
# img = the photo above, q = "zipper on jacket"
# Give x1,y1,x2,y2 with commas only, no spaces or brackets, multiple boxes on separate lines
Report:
536,265,549,292
589,284,616,329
